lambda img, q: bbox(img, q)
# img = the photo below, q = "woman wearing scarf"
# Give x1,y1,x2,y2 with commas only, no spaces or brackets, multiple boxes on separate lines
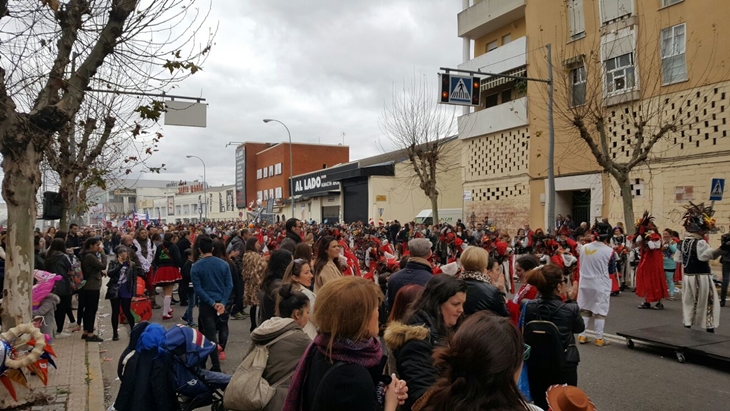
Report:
458,246,510,318
134,228,158,309
283,276,408,411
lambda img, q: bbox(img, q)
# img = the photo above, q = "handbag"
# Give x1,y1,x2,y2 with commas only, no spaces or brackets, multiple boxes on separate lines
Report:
105,282,120,300
223,330,297,410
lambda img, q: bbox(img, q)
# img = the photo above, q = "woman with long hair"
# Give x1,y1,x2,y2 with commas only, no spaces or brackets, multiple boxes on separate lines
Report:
242,237,267,332
106,245,140,340
281,258,316,338
79,237,107,342
522,265,584,409
44,238,75,335
258,249,293,324
507,255,541,326
294,242,313,265
312,235,342,292
385,275,468,411
134,228,158,309
416,312,536,411
152,232,182,320
283,277,408,411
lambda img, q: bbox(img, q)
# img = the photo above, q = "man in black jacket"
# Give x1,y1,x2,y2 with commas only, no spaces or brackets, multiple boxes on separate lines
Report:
284,218,303,245
387,238,433,310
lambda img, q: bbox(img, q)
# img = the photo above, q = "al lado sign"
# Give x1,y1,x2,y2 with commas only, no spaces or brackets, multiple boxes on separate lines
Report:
294,175,339,195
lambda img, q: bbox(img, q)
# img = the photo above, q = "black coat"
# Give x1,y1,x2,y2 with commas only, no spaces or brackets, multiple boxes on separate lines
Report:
386,260,432,310
523,295,585,364
285,230,302,245
385,310,445,411
107,260,141,299
113,349,179,411
44,251,72,297
302,348,386,411
462,277,510,317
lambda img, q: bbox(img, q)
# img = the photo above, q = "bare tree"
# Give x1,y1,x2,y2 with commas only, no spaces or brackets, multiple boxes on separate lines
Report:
380,75,458,225
0,0,213,343
534,18,723,235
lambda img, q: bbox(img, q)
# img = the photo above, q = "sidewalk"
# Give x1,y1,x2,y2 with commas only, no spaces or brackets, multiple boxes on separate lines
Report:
0,326,105,411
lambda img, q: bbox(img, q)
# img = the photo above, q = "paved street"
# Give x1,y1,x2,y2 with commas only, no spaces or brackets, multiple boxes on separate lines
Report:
98,284,730,411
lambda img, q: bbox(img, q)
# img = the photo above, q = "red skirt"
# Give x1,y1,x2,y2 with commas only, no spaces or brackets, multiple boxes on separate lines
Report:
154,266,182,285
635,250,668,302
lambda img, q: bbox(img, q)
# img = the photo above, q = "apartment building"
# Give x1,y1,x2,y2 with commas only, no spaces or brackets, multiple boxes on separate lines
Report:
458,0,730,238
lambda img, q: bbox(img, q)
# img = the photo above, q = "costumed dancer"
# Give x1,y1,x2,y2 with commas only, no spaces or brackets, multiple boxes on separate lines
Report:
611,227,628,291
634,212,668,310
577,222,616,347
679,202,723,332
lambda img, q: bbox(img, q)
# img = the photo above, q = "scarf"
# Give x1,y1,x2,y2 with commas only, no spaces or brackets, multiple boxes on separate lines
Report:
408,256,432,268
460,270,492,284
282,334,382,411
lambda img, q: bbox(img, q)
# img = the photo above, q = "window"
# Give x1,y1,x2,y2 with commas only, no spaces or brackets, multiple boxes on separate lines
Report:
599,0,632,24
501,89,512,104
502,34,511,45
257,191,263,201
263,167,268,178
661,23,687,85
192,204,198,213
183,204,190,215
571,65,587,106
604,53,635,94
176,205,181,215
485,93,499,108
274,163,282,175
486,40,498,52
269,188,274,199
275,187,283,199
268,165,274,176
662,0,682,6
256,169,263,179
567,0,585,37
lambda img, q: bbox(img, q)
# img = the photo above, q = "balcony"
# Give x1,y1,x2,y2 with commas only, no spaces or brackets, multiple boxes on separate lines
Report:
458,0,526,40
458,96,528,140
458,36,526,75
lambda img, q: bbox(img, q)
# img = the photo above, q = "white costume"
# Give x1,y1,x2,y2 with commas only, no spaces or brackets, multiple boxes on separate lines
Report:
680,234,720,330
577,236,616,342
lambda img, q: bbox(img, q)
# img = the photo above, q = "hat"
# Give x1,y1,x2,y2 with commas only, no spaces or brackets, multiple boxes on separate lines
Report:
546,385,596,411
682,202,716,233
594,222,612,240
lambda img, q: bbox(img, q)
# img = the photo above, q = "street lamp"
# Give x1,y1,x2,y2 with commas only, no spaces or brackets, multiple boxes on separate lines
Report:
263,119,295,213
186,155,207,221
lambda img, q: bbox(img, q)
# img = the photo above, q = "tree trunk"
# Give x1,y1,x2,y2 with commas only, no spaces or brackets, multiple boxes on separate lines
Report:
430,194,439,226
0,144,42,329
615,174,637,236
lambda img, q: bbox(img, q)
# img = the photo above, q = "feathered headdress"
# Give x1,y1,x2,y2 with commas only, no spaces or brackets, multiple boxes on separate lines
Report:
682,202,716,233
634,211,655,236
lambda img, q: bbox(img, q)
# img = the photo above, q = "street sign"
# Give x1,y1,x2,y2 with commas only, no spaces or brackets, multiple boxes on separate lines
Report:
710,178,725,201
439,73,481,107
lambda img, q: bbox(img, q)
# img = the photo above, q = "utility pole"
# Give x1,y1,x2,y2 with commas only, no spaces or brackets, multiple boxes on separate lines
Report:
546,44,556,233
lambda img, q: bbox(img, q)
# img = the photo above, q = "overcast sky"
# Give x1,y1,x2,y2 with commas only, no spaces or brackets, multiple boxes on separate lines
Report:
147,0,463,187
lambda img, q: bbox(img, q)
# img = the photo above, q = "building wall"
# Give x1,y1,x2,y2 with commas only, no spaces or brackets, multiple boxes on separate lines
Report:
523,0,730,230
255,143,349,202
474,16,526,56
243,142,272,210
369,140,464,224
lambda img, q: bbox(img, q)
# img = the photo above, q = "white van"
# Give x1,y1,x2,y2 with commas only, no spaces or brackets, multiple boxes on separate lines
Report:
413,208,462,226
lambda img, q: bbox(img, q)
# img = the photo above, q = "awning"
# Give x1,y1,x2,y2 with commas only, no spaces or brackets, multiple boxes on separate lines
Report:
481,67,527,91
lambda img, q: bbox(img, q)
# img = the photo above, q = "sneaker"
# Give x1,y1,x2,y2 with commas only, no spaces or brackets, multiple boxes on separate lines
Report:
81,334,88,340
113,334,120,341
638,302,652,309
85,335,103,343
218,350,226,361
654,303,665,310
594,338,610,347
578,335,589,344
162,314,173,320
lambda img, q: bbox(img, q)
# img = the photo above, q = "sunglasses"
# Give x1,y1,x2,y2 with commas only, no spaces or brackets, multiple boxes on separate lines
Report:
524,344,531,361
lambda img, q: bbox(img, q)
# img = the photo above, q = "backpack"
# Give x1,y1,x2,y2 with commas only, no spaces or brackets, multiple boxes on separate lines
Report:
67,255,85,292
523,301,568,409
223,330,297,411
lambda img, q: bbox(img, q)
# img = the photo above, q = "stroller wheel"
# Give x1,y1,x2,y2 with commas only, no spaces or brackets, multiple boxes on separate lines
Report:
211,401,226,411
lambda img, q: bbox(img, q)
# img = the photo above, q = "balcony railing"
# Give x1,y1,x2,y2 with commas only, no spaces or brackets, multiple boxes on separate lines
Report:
458,0,526,40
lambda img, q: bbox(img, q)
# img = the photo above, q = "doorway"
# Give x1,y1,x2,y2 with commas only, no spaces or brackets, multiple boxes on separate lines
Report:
571,190,591,225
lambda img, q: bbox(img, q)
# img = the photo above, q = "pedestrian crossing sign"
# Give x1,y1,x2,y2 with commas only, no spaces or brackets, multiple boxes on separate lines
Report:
439,73,481,106
710,178,725,201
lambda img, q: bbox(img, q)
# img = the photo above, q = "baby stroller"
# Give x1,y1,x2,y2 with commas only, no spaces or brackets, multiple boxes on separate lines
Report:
113,322,230,411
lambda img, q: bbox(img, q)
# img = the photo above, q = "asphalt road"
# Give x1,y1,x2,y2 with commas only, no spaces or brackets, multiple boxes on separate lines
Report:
98,283,730,411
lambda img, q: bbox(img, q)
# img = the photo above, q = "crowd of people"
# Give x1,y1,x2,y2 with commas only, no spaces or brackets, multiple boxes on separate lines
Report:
11,202,729,410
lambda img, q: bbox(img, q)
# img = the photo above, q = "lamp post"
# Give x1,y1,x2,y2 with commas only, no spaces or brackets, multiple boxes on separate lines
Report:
186,155,207,221
263,119,295,213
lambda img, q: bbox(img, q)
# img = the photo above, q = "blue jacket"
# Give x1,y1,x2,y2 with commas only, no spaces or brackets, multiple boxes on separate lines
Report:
387,260,432,310
191,256,233,308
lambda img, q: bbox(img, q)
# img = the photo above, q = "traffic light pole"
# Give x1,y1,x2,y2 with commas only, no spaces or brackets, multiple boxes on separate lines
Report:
439,43,556,231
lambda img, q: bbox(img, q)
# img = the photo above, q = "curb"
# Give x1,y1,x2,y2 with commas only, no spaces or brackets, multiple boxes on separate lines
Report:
86,341,106,411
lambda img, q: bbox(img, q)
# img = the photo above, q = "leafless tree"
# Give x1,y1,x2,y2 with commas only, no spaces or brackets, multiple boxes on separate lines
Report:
380,74,458,225
0,0,214,349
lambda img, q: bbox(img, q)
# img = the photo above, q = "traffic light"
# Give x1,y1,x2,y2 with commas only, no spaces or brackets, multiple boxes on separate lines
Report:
439,73,450,104
471,76,481,106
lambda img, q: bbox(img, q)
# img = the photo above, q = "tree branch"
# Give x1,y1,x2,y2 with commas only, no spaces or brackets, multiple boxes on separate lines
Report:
627,123,677,169
76,117,97,165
